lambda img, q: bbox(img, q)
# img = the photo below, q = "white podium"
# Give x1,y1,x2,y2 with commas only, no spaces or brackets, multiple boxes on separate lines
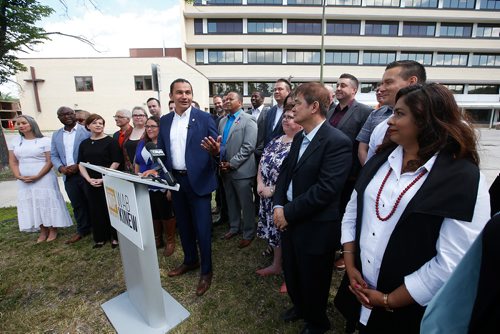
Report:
81,163,189,334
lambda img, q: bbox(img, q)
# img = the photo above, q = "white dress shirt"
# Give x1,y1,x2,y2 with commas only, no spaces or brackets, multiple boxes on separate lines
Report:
170,106,191,170
62,123,79,166
366,121,389,162
250,104,264,121
341,145,490,325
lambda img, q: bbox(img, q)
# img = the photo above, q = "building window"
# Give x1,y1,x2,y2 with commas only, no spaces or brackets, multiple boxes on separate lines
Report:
75,76,93,92
364,0,400,6
471,54,500,66
476,24,500,38
443,84,464,93
134,76,153,91
404,0,438,7
365,21,398,36
326,20,360,35
360,83,379,93
402,22,435,37
435,53,468,66
247,20,282,34
248,82,275,97
247,0,282,4
206,0,242,4
248,50,282,63
480,0,500,9
207,19,243,34
194,19,203,35
440,23,472,38
287,50,321,64
208,50,243,64
465,109,492,124
442,0,475,9
210,82,244,96
325,51,359,64
468,85,499,94
288,0,323,5
399,52,433,65
287,20,322,35
195,49,204,64
327,0,361,4
363,51,397,65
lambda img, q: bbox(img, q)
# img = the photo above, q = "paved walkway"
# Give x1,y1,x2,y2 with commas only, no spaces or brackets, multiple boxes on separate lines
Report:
0,129,498,208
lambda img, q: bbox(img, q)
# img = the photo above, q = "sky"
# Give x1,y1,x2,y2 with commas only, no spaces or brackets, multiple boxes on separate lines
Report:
1,0,181,95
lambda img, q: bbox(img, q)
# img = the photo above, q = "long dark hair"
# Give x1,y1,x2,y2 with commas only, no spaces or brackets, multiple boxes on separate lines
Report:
379,83,479,166
142,116,160,144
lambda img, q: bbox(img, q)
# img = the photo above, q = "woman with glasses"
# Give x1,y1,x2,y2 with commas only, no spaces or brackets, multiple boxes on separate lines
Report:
337,84,490,333
123,107,147,173
255,95,302,292
135,116,176,256
8,115,73,242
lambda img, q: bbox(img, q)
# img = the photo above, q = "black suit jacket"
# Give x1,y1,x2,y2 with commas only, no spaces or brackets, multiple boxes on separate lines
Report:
247,105,269,158
264,105,285,147
327,100,372,177
274,121,352,254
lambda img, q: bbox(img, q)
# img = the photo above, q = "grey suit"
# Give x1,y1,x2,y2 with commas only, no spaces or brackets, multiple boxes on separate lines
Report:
218,111,258,240
326,99,372,144
51,124,91,236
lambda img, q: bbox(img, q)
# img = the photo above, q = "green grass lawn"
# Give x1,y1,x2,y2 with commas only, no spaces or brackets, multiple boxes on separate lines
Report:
0,207,347,333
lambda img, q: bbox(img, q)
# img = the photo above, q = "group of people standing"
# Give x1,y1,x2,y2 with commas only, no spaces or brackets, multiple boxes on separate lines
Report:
7,59,498,333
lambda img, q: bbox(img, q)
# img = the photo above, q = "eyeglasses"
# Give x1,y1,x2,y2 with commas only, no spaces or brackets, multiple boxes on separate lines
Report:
113,116,127,119
132,114,146,117
145,125,159,129
283,115,294,120
76,119,86,123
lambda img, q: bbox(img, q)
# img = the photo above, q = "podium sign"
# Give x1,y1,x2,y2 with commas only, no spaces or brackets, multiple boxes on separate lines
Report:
80,163,188,334
105,176,144,250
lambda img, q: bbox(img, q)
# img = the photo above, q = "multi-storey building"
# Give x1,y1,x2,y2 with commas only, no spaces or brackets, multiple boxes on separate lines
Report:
181,0,500,126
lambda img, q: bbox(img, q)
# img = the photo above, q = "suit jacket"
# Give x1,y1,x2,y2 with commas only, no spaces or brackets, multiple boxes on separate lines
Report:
51,124,90,179
157,107,218,197
246,105,269,158
274,121,352,254
218,111,258,180
327,100,373,177
264,105,285,146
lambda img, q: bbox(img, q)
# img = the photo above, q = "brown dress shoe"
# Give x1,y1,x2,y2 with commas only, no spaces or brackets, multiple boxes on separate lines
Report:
167,262,200,277
238,239,253,249
196,273,213,296
65,234,82,244
221,231,237,240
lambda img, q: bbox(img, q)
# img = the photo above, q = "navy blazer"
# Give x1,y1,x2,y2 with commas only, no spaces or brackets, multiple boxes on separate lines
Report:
264,105,285,146
157,108,218,197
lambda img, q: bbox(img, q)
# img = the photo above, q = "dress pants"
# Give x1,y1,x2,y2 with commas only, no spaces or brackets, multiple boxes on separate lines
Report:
64,174,91,236
282,228,335,331
222,175,255,240
171,173,212,275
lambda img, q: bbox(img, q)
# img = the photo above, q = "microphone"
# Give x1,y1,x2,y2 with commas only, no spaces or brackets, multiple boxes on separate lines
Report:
144,142,177,186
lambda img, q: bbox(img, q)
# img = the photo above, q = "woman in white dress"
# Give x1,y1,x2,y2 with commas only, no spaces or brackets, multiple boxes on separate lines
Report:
8,115,73,242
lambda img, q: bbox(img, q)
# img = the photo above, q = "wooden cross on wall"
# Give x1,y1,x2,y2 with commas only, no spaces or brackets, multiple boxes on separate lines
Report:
23,66,45,113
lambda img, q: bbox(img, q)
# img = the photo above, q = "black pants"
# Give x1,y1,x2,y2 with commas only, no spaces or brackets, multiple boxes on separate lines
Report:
282,229,335,331
64,174,91,236
84,183,117,243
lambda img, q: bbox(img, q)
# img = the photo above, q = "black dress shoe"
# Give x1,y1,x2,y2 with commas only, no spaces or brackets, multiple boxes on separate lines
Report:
93,242,105,249
281,307,302,323
213,218,227,226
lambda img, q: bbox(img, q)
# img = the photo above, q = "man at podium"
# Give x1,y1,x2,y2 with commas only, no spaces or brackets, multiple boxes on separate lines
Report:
157,78,219,296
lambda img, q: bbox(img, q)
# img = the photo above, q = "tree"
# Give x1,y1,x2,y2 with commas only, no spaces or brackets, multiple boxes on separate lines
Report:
0,0,54,85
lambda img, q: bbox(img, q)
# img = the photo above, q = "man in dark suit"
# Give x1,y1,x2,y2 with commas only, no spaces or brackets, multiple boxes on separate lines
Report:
157,78,218,296
327,74,372,271
263,78,291,147
247,90,269,213
274,82,352,334
51,106,91,244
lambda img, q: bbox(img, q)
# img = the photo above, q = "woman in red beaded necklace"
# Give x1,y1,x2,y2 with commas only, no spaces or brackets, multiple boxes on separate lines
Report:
336,83,490,334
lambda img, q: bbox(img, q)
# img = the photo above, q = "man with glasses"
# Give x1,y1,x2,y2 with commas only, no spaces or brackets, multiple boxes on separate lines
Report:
51,106,91,244
112,109,133,172
75,110,90,128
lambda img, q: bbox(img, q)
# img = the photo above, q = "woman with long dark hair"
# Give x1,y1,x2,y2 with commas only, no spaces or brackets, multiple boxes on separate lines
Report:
336,83,490,333
8,115,73,242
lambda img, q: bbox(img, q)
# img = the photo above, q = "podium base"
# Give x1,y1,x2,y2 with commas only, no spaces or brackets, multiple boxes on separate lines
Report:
102,290,190,334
